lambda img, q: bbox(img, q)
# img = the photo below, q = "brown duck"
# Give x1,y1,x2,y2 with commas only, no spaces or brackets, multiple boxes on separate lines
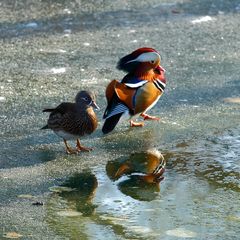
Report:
42,91,99,154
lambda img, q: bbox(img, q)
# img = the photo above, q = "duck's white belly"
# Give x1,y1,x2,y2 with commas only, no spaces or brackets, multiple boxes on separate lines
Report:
54,130,79,140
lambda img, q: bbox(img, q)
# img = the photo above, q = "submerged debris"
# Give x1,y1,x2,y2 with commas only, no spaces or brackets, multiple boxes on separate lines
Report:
223,97,240,103
191,16,214,24
166,228,197,238
3,232,23,239
32,201,44,206
57,210,82,217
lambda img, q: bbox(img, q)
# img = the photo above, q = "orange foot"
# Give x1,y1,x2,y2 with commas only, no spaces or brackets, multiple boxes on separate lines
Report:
76,139,92,152
130,120,144,127
66,148,79,154
64,139,79,154
140,113,160,121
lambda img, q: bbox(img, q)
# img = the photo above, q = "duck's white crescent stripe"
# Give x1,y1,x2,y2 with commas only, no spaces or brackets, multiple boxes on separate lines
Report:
156,79,166,87
154,79,166,92
126,52,160,63
125,80,148,88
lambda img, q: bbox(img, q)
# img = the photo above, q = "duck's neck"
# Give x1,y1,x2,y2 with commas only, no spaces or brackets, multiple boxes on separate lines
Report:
134,69,156,81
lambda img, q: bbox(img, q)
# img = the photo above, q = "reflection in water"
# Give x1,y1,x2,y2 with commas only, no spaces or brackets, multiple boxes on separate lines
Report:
118,176,162,201
46,170,147,239
58,172,98,216
43,131,240,239
46,171,99,239
106,149,165,201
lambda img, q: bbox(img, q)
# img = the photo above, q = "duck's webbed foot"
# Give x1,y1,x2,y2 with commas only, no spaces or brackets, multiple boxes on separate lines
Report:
64,139,78,154
130,120,144,127
141,113,160,121
76,139,93,152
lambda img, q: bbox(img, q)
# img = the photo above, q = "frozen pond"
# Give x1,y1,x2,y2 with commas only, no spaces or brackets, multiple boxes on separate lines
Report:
0,0,240,239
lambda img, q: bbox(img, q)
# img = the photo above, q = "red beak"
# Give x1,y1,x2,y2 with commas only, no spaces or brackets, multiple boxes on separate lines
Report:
155,65,166,83
158,65,166,72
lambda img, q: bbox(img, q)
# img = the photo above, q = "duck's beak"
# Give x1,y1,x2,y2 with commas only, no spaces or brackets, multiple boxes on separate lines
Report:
155,65,166,83
158,65,166,72
91,101,100,110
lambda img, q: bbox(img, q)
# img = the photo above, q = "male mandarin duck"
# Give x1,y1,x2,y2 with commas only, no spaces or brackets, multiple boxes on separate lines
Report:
102,47,166,134
106,149,166,201
106,149,166,183
42,91,99,154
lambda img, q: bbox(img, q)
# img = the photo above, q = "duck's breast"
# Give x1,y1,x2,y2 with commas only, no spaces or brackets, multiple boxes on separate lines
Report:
134,82,162,114
74,108,98,135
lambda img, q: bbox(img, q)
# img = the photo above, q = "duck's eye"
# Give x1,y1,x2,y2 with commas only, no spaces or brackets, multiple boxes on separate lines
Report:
82,97,89,101
150,60,155,64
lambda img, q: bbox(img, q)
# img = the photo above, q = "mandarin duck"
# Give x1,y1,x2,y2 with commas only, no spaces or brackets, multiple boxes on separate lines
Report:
42,90,99,154
106,149,166,201
106,149,166,183
102,47,166,134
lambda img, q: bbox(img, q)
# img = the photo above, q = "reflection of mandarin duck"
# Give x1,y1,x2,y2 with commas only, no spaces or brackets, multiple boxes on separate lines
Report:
102,48,166,134
117,176,162,201
42,91,99,154
106,149,166,184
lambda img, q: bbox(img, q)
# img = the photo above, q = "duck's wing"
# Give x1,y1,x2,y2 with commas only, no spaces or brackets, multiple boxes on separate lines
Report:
103,78,148,118
103,80,130,120
102,79,132,134
43,102,74,114
46,103,75,130
102,78,148,134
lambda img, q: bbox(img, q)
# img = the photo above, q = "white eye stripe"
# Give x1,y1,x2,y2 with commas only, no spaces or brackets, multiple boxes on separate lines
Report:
81,97,89,101
126,52,160,64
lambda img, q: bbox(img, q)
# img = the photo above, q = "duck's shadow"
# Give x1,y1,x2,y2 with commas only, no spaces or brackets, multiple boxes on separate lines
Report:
0,133,59,169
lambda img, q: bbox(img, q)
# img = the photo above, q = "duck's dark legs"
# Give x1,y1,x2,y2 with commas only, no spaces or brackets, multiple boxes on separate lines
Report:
76,139,92,152
64,139,78,154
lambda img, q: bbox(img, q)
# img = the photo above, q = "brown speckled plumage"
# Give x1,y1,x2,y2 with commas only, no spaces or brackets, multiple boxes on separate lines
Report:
42,91,99,154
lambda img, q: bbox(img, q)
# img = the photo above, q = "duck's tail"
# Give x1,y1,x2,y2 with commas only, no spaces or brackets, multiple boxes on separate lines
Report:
41,109,53,130
41,125,49,130
42,108,54,112
102,113,123,134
